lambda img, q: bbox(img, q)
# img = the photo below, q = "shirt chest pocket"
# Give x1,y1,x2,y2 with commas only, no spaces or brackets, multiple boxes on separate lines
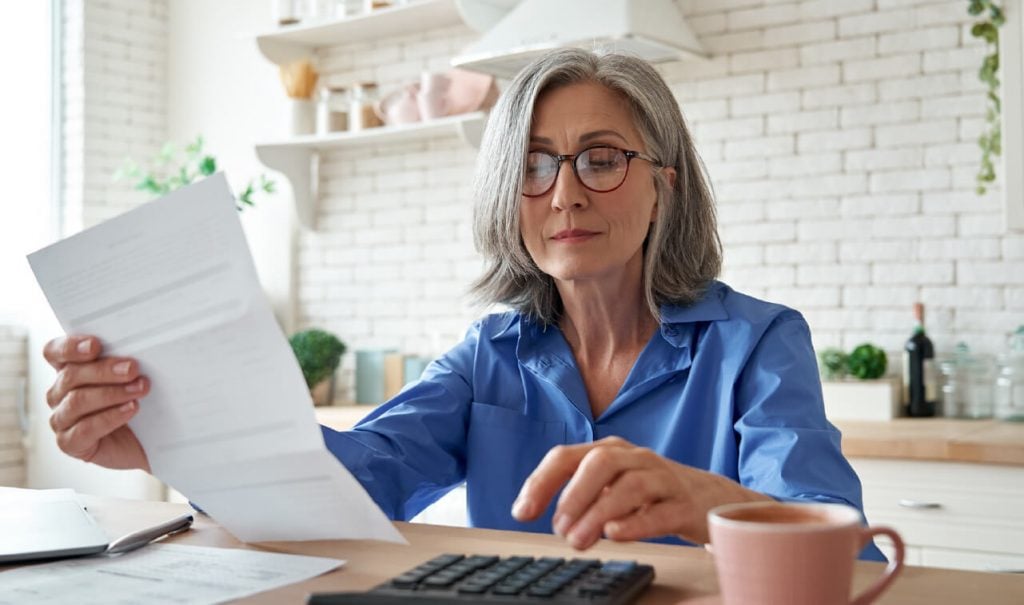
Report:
465,403,567,520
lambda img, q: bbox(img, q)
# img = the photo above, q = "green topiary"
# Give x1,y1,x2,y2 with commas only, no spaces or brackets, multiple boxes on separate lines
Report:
289,328,346,388
847,343,888,380
818,347,849,381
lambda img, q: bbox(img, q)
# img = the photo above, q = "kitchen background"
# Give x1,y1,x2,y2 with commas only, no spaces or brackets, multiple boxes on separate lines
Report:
0,0,1022,564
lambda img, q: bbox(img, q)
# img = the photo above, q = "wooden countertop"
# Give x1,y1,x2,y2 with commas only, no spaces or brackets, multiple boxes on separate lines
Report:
835,418,1024,466
315,407,1024,467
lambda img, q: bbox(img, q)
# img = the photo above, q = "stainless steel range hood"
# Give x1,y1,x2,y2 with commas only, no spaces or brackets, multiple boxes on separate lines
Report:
451,0,707,78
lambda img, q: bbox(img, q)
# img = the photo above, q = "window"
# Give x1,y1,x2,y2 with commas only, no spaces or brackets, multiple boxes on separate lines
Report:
0,0,57,324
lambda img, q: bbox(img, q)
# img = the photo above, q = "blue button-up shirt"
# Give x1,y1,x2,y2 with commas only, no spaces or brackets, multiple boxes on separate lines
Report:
322,281,884,561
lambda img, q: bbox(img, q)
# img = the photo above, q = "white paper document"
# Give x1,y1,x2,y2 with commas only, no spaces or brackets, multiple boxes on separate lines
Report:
0,543,344,605
28,174,404,543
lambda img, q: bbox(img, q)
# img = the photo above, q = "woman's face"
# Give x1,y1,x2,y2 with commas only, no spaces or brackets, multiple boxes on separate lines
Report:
519,82,669,289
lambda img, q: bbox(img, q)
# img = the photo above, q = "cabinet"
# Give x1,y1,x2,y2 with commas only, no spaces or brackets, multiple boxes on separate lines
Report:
252,0,490,229
851,457,1024,572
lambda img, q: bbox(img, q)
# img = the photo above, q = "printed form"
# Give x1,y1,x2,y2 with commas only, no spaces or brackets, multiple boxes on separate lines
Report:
28,174,404,544
0,543,344,604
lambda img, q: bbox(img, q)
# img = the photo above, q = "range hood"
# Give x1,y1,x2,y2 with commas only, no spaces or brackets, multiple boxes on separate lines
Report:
451,0,707,78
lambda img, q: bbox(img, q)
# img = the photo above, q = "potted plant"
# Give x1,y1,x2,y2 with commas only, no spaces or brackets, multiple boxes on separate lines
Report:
819,344,900,421
289,328,346,407
114,135,275,209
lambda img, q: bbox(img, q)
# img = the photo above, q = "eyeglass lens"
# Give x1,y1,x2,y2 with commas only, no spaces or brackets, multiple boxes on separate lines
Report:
524,147,630,196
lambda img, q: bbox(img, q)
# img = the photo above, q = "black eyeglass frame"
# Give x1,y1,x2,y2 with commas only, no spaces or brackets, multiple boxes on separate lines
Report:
521,145,662,198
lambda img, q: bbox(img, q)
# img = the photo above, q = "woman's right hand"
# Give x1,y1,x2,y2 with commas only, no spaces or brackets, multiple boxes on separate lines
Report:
43,335,151,472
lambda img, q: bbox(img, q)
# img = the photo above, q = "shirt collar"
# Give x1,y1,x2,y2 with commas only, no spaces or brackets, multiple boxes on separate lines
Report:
491,280,731,347
657,281,730,347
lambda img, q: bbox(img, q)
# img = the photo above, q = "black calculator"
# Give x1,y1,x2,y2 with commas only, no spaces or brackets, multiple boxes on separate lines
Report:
307,552,655,604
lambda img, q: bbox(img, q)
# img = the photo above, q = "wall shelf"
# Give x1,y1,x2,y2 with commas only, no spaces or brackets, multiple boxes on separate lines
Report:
255,111,487,229
256,0,464,65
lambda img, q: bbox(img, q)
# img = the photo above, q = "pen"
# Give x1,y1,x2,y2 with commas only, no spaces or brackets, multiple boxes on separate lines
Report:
105,513,194,555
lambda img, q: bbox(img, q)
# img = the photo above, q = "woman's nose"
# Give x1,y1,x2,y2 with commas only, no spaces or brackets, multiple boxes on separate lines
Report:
549,162,588,211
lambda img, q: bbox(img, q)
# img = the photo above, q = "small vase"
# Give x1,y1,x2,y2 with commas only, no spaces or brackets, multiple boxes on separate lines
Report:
290,98,317,135
310,373,336,407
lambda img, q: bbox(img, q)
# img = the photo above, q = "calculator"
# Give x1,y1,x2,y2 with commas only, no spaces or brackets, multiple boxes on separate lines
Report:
307,552,655,604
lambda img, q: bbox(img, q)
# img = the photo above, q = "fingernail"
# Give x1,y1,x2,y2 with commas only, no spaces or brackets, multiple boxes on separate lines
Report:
77,339,92,354
119,401,136,413
567,526,593,549
553,513,573,537
512,498,531,519
113,361,131,375
126,379,143,393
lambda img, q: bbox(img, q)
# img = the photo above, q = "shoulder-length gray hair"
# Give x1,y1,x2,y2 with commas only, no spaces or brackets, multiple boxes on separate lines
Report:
470,48,722,326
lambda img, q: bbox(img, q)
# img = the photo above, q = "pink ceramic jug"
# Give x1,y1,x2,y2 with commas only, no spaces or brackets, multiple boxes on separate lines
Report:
417,71,450,120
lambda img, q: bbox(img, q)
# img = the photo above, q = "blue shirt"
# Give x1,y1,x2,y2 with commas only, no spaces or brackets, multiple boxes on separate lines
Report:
322,281,885,561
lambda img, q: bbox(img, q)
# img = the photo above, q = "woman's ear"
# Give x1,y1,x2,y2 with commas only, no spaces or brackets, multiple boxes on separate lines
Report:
662,166,677,190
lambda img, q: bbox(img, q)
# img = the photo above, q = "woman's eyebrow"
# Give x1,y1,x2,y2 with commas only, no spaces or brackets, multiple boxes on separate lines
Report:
579,130,628,144
529,130,629,145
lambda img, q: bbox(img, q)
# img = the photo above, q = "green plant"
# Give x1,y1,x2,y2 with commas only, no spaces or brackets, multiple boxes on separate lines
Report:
818,347,849,381
289,328,346,388
114,135,275,210
847,343,888,380
968,0,1005,194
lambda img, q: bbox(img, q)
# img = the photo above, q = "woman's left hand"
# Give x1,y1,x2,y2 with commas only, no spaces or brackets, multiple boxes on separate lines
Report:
511,436,770,549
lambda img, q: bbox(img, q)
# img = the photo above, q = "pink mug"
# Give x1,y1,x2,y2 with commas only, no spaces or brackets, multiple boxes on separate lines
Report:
707,501,904,605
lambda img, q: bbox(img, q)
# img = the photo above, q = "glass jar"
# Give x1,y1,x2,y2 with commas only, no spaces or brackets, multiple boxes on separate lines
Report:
318,86,349,134
364,0,393,12
349,82,382,131
994,327,1024,421
939,343,995,419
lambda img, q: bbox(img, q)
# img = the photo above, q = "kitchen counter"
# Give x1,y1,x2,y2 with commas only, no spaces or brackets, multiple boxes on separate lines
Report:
315,407,1024,467
835,418,1024,466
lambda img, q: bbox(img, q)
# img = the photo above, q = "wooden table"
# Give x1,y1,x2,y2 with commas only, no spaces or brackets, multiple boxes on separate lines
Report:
5,496,1019,604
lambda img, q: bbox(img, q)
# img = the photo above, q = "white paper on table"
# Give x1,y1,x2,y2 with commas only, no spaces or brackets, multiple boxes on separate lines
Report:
27,173,404,544
0,543,344,605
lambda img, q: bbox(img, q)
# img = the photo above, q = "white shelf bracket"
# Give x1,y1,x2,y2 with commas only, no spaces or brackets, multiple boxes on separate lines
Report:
255,145,319,229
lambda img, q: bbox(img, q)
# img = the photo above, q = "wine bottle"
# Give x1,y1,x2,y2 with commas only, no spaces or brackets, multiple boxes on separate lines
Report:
904,302,937,417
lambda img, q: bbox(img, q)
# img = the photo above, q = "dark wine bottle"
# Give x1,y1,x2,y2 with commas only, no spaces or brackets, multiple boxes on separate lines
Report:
904,302,937,417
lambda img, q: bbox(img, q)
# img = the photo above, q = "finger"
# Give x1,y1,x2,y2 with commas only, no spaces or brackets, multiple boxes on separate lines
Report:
49,377,149,433
553,444,653,535
45,357,142,409
564,468,671,550
513,440,621,522
56,400,139,462
603,500,682,543
43,335,103,370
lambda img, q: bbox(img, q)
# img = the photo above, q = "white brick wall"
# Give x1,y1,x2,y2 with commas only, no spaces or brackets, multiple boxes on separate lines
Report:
64,0,167,233
672,0,1024,357
0,326,27,487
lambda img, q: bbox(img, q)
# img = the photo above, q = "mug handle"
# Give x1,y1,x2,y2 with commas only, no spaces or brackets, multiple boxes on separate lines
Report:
850,526,905,605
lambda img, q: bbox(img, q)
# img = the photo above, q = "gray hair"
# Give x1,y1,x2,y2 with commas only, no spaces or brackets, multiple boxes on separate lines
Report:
470,48,722,326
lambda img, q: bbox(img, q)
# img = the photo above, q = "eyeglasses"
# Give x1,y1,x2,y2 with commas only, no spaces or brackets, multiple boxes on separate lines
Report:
522,145,661,197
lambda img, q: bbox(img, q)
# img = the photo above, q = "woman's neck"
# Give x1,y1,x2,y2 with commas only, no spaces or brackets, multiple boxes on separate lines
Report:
556,263,658,367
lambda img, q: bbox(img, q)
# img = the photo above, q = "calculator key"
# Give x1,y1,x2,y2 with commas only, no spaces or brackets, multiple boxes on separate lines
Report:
491,584,524,595
600,560,637,576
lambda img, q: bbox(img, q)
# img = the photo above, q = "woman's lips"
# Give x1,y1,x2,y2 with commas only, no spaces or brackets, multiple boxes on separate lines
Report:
551,229,599,242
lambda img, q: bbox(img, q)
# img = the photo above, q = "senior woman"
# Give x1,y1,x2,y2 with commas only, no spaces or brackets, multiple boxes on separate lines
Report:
42,49,883,560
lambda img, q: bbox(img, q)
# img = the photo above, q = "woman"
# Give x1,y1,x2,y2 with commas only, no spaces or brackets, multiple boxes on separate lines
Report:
43,49,883,560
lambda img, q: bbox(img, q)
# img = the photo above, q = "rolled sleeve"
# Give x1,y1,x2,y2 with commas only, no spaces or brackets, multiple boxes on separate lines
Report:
733,312,886,562
321,322,480,520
